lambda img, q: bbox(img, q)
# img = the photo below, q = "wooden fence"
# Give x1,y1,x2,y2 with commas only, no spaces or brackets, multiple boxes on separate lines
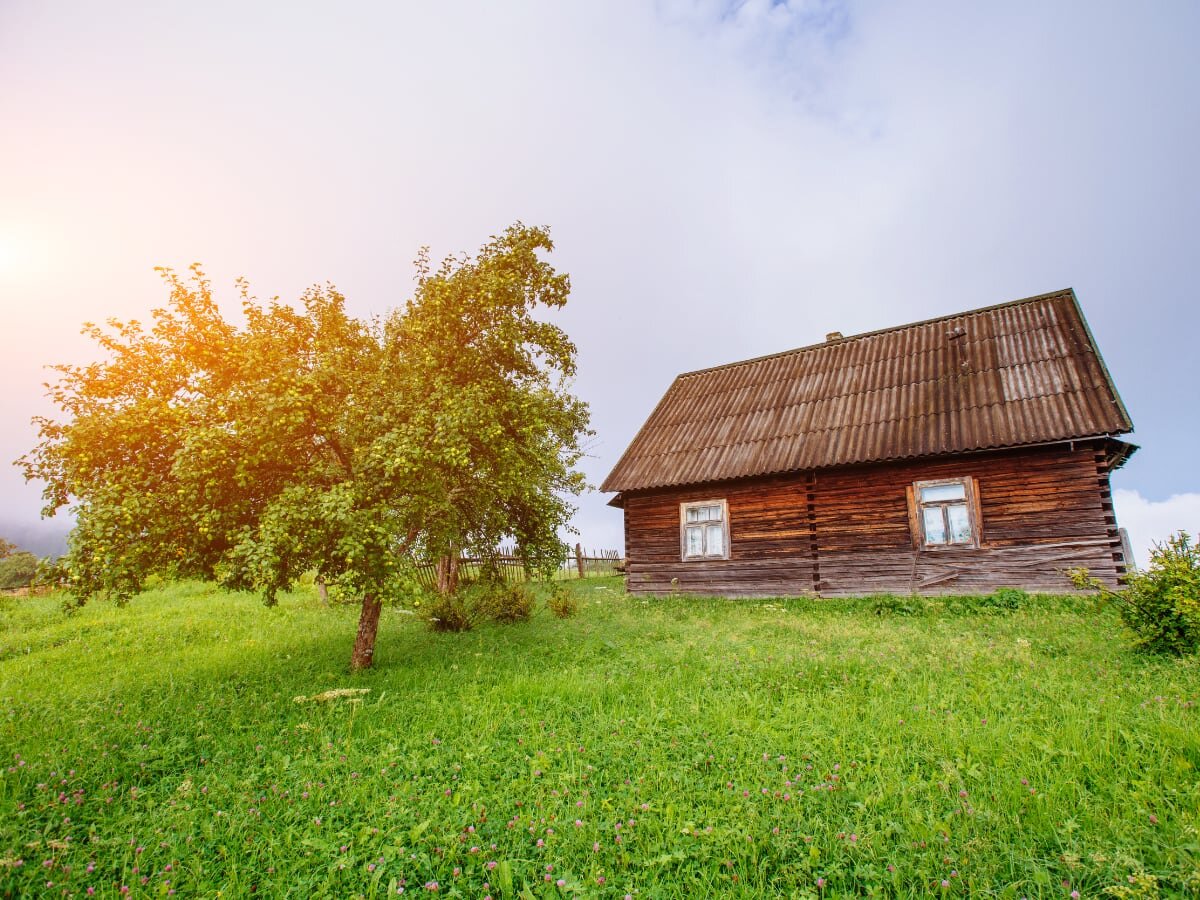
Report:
566,545,623,579
409,543,622,590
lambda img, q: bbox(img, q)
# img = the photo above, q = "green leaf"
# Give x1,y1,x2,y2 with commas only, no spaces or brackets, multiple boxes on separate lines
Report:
498,860,514,895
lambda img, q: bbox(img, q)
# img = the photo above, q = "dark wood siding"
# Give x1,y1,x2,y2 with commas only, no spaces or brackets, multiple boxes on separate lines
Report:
624,442,1123,597
624,474,818,596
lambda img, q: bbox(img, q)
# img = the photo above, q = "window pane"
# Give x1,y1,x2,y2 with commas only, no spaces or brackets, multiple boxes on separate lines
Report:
921,482,966,503
947,503,972,543
685,526,703,557
686,507,702,523
923,507,947,544
706,523,725,556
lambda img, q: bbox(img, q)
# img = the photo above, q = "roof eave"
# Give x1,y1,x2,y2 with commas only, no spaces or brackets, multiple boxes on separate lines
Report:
1066,287,1135,432
599,375,682,493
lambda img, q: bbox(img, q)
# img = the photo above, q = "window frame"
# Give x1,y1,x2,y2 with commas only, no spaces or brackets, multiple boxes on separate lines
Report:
908,476,981,550
679,498,730,561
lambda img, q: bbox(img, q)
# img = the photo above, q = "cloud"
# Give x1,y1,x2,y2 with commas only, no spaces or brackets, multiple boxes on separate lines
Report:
0,1,1196,562
1113,489,1200,569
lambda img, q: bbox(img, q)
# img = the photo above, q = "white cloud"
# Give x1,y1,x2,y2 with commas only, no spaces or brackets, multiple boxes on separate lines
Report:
1,1,1197,560
1113,489,1200,569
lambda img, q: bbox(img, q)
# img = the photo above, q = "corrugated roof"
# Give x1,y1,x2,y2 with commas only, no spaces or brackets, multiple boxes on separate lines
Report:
602,289,1132,493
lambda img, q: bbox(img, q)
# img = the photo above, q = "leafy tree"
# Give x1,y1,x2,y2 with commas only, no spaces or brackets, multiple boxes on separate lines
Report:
18,224,591,669
0,551,38,590
0,537,14,559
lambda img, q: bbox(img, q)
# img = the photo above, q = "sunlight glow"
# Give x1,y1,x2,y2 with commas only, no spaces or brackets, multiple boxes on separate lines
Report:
0,226,53,288
0,232,19,278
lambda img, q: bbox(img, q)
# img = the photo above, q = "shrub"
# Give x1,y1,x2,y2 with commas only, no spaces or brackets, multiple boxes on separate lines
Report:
425,592,474,633
986,587,1027,610
472,581,534,624
423,580,534,632
1070,531,1200,655
0,552,38,590
547,584,579,619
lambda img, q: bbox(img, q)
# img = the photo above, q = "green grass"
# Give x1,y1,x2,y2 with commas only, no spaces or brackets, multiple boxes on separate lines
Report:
1,580,1197,898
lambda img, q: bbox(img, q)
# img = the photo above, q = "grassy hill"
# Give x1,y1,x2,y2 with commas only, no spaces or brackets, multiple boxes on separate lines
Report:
1,579,1197,897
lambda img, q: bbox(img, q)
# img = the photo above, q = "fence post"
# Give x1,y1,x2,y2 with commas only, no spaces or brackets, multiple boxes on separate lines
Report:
575,542,585,579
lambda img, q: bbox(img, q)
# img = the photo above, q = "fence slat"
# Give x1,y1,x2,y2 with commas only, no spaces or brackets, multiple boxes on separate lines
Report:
407,544,622,587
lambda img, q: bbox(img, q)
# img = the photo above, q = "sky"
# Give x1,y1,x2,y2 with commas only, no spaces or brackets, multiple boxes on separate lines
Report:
1,0,1198,566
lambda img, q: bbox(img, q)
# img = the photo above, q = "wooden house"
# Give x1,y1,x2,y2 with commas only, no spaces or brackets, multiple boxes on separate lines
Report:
602,289,1136,596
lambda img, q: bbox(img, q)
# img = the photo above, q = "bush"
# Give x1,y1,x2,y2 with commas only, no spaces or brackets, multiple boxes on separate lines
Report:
422,580,534,632
472,581,534,624
0,552,38,590
986,587,1028,610
547,584,579,619
1070,531,1200,655
425,592,474,632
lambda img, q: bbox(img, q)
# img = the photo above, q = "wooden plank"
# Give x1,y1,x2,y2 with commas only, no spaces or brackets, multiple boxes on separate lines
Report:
624,441,1123,596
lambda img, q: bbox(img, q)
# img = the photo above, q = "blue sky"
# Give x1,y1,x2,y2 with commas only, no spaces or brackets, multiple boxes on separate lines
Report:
0,0,1197,563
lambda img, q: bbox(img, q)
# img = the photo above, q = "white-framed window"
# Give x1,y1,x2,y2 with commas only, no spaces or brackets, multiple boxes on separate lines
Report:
680,499,729,560
910,477,980,549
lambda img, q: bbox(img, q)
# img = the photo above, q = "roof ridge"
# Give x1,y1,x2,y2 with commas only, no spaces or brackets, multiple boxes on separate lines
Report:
676,288,1076,380
665,347,1091,410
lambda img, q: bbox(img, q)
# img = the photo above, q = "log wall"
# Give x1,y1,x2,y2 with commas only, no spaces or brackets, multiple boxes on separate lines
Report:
623,441,1124,597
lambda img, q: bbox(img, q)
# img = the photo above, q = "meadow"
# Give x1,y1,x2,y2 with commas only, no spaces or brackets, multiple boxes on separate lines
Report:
1,579,1197,898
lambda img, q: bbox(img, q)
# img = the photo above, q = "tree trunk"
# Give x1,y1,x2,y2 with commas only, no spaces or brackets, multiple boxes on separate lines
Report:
435,547,460,595
350,593,383,671
436,556,450,595
316,578,329,605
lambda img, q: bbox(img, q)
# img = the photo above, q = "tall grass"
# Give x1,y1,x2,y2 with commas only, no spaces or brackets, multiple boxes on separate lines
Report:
1,580,1197,897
